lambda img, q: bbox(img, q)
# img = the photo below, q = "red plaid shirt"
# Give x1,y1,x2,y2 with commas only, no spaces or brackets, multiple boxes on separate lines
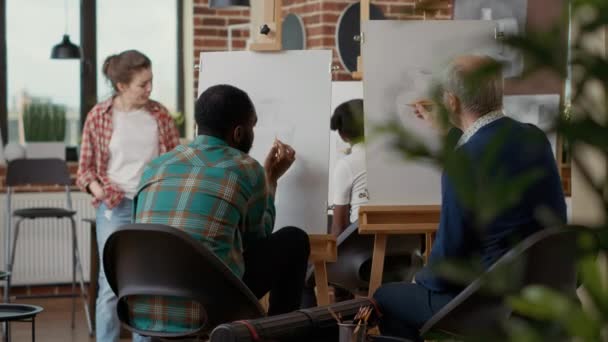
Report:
77,97,180,209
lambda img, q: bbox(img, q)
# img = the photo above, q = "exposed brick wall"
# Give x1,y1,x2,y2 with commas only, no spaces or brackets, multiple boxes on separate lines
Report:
190,0,573,195
192,0,251,97
292,0,454,80
192,0,453,90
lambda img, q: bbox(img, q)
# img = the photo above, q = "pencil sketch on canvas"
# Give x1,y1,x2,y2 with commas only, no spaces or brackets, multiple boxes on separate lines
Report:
363,20,499,205
198,50,333,234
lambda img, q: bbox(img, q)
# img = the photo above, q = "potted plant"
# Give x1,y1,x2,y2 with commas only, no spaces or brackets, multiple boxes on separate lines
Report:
22,98,67,159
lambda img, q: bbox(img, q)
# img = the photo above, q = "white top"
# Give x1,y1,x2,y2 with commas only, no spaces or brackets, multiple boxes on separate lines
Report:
107,109,159,198
332,143,368,223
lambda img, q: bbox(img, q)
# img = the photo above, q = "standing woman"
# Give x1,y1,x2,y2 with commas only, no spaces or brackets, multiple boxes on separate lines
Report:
77,50,180,342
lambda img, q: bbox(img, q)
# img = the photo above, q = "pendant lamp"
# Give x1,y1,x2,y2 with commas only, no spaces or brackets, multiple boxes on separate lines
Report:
51,0,81,59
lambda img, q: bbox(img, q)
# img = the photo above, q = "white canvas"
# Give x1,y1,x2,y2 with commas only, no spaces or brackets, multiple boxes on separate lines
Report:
362,20,499,205
328,81,364,207
504,94,560,157
198,50,333,234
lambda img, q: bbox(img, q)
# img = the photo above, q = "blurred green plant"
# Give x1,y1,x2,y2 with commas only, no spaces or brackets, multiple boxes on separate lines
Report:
23,99,66,142
377,0,608,340
171,111,186,137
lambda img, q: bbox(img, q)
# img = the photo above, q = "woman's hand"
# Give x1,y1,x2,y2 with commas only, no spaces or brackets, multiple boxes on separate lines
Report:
88,181,106,201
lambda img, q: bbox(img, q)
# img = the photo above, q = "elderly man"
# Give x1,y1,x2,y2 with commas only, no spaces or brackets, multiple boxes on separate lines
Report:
373,55,567,341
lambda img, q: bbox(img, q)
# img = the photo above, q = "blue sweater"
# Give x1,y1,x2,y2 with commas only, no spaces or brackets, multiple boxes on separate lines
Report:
415,117,567,293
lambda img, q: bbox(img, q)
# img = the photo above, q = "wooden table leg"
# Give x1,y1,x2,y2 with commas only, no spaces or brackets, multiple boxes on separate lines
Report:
313,261,330,306
368,234,388,297
88,223,97,332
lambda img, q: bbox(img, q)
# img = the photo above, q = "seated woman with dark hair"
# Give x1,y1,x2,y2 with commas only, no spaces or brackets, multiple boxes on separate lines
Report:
330,99,368,236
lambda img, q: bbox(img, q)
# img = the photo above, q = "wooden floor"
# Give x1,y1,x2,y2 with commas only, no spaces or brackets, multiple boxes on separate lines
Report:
6,297,130,342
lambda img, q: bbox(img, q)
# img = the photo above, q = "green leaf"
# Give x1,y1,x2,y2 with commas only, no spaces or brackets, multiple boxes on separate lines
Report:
579,256,608,318
509,285,601,341
559,118,608,153
505,318,546,342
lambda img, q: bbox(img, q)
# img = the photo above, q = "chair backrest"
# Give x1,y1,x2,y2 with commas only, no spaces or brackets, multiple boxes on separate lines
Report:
103,223,265,338
6,158,72,186
420,227,581,338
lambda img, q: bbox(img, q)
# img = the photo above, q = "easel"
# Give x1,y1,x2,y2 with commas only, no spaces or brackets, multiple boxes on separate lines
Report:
351,0,369,80
248,0,283,51
309,234,337,306
359,205,441,297
246,0,337,307
353,2,441,298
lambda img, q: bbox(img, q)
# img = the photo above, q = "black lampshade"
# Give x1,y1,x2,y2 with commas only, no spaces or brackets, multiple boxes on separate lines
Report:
51,34,81,59
209,0,250,8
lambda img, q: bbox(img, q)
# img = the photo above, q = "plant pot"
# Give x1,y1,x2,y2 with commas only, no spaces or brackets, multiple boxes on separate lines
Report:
25,142,66,160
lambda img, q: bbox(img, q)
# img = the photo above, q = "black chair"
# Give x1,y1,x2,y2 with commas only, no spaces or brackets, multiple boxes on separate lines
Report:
419,227,582,340
307,222,423,296
103,223,266,340
2,158,92,335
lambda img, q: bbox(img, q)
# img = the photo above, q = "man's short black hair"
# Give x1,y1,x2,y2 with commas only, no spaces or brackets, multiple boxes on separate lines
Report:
330,99,364,142
195,84,255,137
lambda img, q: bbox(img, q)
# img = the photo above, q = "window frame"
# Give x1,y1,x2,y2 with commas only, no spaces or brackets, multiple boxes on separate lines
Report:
1,0,7,145
0,0,185,144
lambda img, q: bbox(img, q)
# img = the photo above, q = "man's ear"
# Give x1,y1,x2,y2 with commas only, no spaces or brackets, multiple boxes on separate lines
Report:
446,92,460,114
232,125,243,144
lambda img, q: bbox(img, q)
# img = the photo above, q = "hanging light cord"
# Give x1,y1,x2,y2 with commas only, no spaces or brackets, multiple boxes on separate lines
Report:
64,0,68,34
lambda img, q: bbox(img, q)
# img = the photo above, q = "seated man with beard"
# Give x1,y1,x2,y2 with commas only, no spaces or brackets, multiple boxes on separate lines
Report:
129,84,311,334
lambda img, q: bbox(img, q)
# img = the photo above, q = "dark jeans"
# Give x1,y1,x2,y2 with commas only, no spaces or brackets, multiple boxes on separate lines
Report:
242,226,311,315
373,283,456,342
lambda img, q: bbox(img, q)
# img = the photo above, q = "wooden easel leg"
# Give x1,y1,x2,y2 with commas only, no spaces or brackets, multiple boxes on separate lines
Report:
368,234,388,297
424,233,434,264
313,261,330,306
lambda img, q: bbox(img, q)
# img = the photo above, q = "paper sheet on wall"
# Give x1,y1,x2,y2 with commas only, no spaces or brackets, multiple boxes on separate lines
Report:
454,0,528,78
504,94,560,157
198,50,332,234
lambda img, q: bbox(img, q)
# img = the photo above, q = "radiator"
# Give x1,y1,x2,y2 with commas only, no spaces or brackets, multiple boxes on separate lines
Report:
0,192,95,285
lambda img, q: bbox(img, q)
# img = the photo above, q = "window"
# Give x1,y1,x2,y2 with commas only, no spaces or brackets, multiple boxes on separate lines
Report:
6,0,81,145
97,0,178,116
0,0,184,148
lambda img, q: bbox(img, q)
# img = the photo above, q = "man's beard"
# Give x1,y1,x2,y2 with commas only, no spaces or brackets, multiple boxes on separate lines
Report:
236,131,254,154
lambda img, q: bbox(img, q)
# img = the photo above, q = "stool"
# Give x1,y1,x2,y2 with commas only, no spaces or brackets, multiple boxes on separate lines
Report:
0,303,43,342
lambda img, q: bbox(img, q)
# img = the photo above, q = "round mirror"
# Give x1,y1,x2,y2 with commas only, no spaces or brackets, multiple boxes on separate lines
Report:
336,3,385,73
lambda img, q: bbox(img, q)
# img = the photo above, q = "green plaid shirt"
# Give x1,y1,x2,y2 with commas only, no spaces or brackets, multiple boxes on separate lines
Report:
127,135,275,333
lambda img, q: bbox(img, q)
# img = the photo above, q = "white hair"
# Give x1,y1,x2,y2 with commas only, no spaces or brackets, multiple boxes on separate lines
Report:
442,55,504,116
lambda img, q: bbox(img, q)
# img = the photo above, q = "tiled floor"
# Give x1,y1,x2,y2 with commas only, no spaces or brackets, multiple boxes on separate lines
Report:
6,297,130,342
